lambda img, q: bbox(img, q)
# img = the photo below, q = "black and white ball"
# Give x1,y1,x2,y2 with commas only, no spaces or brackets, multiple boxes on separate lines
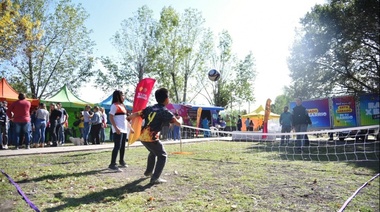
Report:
208,69,220,81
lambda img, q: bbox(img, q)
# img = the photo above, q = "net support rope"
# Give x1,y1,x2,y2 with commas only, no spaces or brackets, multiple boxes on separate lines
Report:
338,173,380,212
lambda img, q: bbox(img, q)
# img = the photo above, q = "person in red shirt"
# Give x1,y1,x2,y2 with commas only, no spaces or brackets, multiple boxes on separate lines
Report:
6,93,31,149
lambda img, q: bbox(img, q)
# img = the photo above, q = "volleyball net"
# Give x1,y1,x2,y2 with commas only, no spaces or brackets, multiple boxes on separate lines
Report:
175,125,380,162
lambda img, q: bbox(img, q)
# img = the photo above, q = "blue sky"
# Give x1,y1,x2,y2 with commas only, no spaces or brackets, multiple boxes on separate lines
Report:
74,0,326,110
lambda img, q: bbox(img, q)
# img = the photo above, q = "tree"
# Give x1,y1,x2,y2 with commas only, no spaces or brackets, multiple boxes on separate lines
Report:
151,6,189,103
178,8,210,103
99,5,157,92
203,31,256,108
4,0,94,99
232,52,257,108
288,0,379,99
0,0,41,61
271,94,293,115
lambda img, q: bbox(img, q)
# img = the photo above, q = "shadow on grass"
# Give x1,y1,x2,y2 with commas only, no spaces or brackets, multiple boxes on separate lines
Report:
45,177,153,212
244,139,380,172
60,152,95,158
16,168,109,183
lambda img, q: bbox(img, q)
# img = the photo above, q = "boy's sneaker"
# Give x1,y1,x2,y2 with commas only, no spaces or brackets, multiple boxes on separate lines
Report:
108,165,123,172
119,161,128,168
150,178,167,185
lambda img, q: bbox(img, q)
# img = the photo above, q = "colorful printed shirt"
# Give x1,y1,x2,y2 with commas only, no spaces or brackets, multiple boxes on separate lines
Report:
139,103,175,142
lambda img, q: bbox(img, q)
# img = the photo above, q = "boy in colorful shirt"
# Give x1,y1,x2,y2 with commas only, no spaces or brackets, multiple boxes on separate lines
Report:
128,88,181,185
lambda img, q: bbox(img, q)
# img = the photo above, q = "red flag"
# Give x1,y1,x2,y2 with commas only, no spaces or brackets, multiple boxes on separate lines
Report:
128,78,156,144
262,98,272,139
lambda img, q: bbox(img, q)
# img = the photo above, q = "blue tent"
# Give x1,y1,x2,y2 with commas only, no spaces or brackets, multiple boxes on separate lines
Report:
99,94,133,110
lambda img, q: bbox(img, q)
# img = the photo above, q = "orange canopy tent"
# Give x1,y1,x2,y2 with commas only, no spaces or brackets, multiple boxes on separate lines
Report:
0,78,39,106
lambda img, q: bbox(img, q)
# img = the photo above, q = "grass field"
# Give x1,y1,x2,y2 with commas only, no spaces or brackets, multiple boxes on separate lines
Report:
0,141,379,212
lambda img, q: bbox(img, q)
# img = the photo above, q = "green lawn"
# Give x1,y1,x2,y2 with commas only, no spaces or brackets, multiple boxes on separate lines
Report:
0,141,379,212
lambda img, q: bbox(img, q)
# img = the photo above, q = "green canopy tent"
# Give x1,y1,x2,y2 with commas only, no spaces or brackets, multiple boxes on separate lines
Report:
42,85,93,108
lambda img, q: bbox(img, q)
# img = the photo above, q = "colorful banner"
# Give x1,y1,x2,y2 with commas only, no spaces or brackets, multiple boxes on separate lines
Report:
262,98,271,138
195,107,202,136
128,78,156,144
359,94,379,126
332,96,357,127
166,103,191,125
289,98,330,129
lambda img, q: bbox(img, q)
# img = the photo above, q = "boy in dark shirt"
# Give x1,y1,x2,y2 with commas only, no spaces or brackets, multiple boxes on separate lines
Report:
128,88,181,185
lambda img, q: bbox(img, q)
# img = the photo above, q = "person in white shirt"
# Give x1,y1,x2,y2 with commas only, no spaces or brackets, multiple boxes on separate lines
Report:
173,113,183,141
108,90,134,172
99,107,107,144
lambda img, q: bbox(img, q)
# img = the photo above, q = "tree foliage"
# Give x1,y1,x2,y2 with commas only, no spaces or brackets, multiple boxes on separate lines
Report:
152,6,187,103
0,0,41,61
100,5,156,92
271,94,293,115
288,0,379,99
2,0,94,99
206,31,256,108
97,6,257,107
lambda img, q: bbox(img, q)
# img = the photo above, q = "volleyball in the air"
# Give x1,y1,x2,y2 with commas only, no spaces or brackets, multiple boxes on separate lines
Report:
208,69,220,81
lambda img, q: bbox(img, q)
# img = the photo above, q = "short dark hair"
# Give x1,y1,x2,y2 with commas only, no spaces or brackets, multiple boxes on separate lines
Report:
18,93,26,100
155,88,168,104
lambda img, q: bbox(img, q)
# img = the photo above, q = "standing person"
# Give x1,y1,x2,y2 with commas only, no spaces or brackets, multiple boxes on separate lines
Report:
30,107,37,147
128,88,181,185
245,118,250,131
89,106,102,145
83,105,93,145
160,122,169,141
48,103,61,147
249,119,254,131
33,103,49,147
292,98,312,147
0,101,9,149
76,110,85,140
201,117,210,137
236,115,242,131
56,102,68,145
6,93,31,149
108,90,133,172
279,106,292,145
173,113,183,141
99,107,107,143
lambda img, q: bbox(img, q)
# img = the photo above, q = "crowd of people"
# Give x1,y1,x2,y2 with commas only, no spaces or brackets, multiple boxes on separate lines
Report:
0,93,110,150
158,113,184,141
1,88,182,185
0,90,314,185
